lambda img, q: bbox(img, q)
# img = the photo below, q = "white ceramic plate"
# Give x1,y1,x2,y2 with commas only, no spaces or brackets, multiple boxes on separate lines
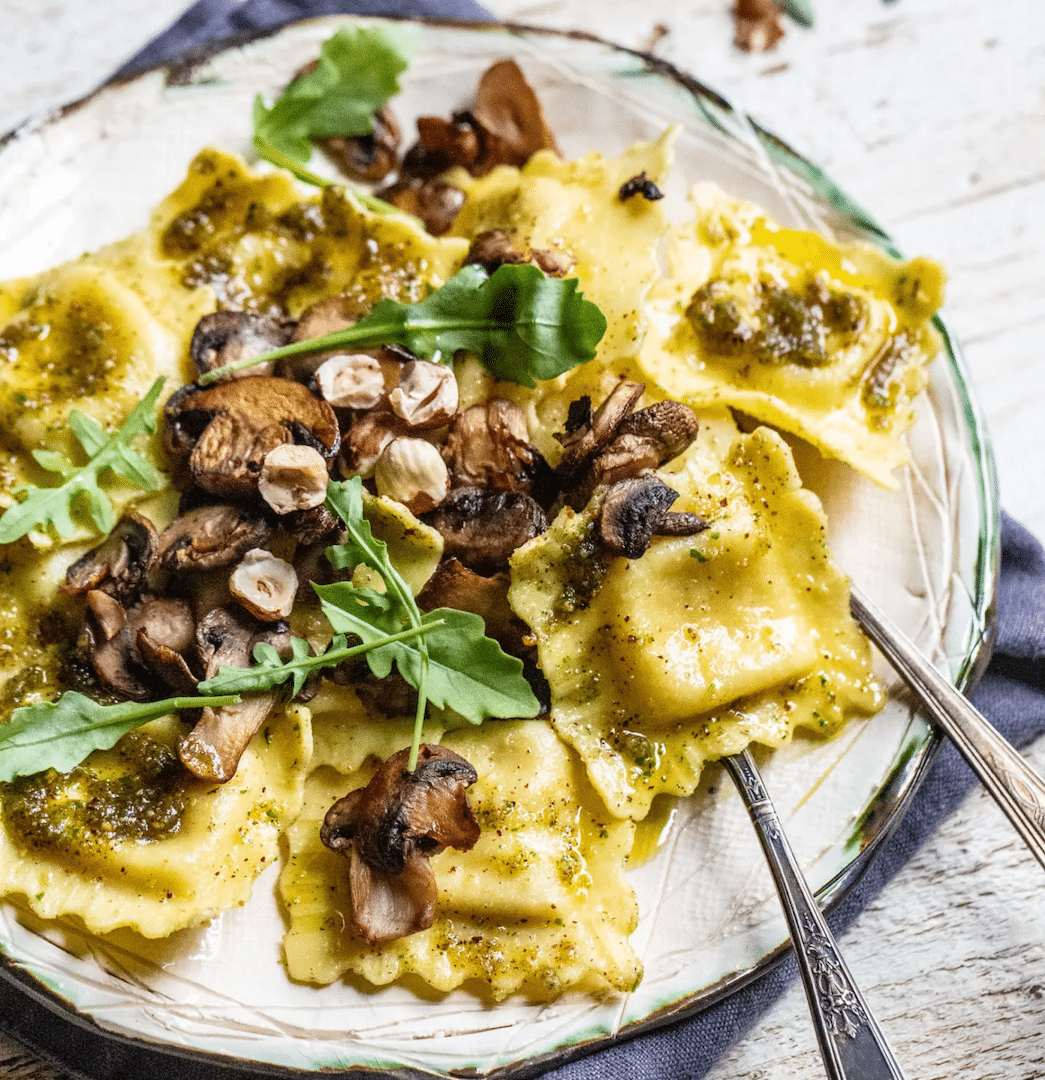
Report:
0,17,998,1078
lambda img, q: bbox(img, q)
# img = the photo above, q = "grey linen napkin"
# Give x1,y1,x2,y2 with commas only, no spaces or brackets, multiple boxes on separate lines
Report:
8,5,1045,1078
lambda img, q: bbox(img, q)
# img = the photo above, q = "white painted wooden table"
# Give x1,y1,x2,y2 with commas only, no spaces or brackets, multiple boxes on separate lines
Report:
1,1,1044,1078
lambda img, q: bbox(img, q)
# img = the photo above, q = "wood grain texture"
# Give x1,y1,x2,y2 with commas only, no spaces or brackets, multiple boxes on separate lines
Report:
0,1,1044,1078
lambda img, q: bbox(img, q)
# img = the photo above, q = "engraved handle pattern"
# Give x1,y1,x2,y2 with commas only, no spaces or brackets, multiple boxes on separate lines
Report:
851,585,1045,870
723,751,906,1080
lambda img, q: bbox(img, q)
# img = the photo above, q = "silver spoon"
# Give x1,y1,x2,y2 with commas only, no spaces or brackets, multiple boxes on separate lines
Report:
722,749,906,1080
850,583,1045,870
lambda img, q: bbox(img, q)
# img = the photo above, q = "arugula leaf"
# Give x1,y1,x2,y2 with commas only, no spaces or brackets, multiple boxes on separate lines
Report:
775,0,815,26
0,692,239,784
0,377,165,545
315,586,539,723
253,26,409,183
198,623,438,698
198,264,607,388
321,478,539,763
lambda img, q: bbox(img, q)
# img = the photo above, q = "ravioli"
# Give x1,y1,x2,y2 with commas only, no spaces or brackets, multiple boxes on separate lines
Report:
281,719,639,999
637,184,945,487
509,412,881,819
0,134,891,996
448,132,675,460
0,707,311,937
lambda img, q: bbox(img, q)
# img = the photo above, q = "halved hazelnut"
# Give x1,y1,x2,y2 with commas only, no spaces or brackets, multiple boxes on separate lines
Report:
259,444,330,514
229,548,298,621
315,353,387,410
374,438,450,515
389,361,458,430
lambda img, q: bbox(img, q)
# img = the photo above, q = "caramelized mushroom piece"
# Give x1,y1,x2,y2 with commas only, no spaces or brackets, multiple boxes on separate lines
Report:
339,410,401,479
163,376,339,499
317,106,401,183
416,559,525,653
81,594,197,700
598,476,709,559
374,175,465,237
189,311,295,381
469,59,558,174
424,488,546,574
442,400,547,495
62,511,158,604
178,605,286,783
553,378,646,487
320,744,480,943
465,229,575,278
159,504,275,573
590,401,701,488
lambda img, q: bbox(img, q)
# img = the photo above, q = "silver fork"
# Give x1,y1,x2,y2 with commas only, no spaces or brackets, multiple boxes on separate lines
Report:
850,583,1045,869
722,749,906,1080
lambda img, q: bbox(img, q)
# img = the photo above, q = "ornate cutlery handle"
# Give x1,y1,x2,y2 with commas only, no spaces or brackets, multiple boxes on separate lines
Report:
851,585,1045,871
723,750,906,1080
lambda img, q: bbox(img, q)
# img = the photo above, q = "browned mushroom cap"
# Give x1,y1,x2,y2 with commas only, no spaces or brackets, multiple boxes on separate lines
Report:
177,605,285,783
320,744,480,943
598,476,709,559
469,59,558,174
163,376,339,499
159,504,275,573
81,593,197,700
464,229,576,279
442,400,548,495
189,311,295,381
374,175,465,237
591,401,701,488
62,512,158,604
317,106,401,184
424,488,546,575
135,598,199,694
416,558,525,653
554,379,645,486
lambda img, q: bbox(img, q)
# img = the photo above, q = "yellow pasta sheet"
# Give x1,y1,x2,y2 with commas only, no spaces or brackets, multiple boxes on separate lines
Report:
281,718,640,1000
509,413,881,819
637,183,945,487
0,708,311,937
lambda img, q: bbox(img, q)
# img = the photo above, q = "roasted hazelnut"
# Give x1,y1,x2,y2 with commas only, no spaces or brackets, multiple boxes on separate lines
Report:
258,444,330,514
315,353,387,410
389,360,458,430
229,548,298,621
374,438,450,515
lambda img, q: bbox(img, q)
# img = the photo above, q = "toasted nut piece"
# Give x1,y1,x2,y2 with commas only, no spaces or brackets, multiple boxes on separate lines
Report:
389,361,458,430
340,411,399,479
315,353,387,410
229,548,298,621
259,444,329,514
374,438,450,515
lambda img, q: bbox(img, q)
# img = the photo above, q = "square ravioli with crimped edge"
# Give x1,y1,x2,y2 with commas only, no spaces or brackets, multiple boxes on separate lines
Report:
0,708,311,937
508,410,881,820
280,719,640,999
637,183,945,488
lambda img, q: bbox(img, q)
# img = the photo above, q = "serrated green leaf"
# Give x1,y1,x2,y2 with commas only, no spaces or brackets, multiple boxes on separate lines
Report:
253,27,409,176
200,264,607,388
316,586,538,723
775,0,815,26
0,377,165,545
0,691,238,783
30,450,76,477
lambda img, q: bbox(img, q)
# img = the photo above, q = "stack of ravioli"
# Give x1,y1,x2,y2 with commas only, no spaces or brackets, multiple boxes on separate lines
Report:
0,127,942,999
